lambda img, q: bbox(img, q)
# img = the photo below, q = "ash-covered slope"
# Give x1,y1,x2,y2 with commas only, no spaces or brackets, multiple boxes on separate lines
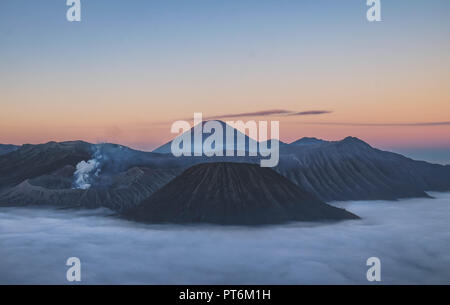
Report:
0,166,178,211
0,141,92,189
126,163,359,225
277,137,449,201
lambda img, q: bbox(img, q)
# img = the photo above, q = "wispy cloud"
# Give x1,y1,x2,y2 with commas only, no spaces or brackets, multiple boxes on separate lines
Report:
298,121,450,126
203,109,292,120
288,110,333,116
202,109,332,120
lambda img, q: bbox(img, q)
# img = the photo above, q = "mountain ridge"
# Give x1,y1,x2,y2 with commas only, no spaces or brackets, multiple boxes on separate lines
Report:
0,144,20,156
290,137,327,146
1,136,449,212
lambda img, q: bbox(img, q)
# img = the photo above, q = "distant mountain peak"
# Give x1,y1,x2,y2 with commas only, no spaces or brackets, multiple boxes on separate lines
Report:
153,120,259,154
340,136,371,147
290,137,327,146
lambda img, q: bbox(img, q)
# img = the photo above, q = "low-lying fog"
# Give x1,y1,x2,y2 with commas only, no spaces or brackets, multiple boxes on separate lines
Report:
1,193,450,284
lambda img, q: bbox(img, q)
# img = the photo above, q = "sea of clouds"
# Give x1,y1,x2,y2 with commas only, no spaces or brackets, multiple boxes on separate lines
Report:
1,192,450,284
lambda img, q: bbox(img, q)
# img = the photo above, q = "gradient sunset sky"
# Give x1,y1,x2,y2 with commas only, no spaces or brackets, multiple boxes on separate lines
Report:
0,1,449,162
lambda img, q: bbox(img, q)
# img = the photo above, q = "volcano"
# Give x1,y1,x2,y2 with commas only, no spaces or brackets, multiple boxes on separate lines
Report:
152,120,260,155
126,162,359,225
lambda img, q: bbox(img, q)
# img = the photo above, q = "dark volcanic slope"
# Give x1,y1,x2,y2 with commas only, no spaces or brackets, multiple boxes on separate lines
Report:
0,141,92,189
0,166,178,212
277,137,450,201
127,163,359,225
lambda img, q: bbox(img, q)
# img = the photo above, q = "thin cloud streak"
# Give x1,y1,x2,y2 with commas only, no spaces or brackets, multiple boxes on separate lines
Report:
201,109,333,120
203,109,292,120
297,121,450,127
288,110,333,116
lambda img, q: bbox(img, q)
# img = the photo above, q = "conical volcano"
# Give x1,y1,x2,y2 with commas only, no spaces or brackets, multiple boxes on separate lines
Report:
126,162,359,225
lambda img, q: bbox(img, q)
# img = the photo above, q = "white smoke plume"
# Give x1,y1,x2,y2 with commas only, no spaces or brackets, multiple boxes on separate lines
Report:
72,146,102,190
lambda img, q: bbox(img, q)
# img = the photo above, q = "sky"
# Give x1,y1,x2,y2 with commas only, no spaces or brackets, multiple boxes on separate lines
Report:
0,0,449,160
